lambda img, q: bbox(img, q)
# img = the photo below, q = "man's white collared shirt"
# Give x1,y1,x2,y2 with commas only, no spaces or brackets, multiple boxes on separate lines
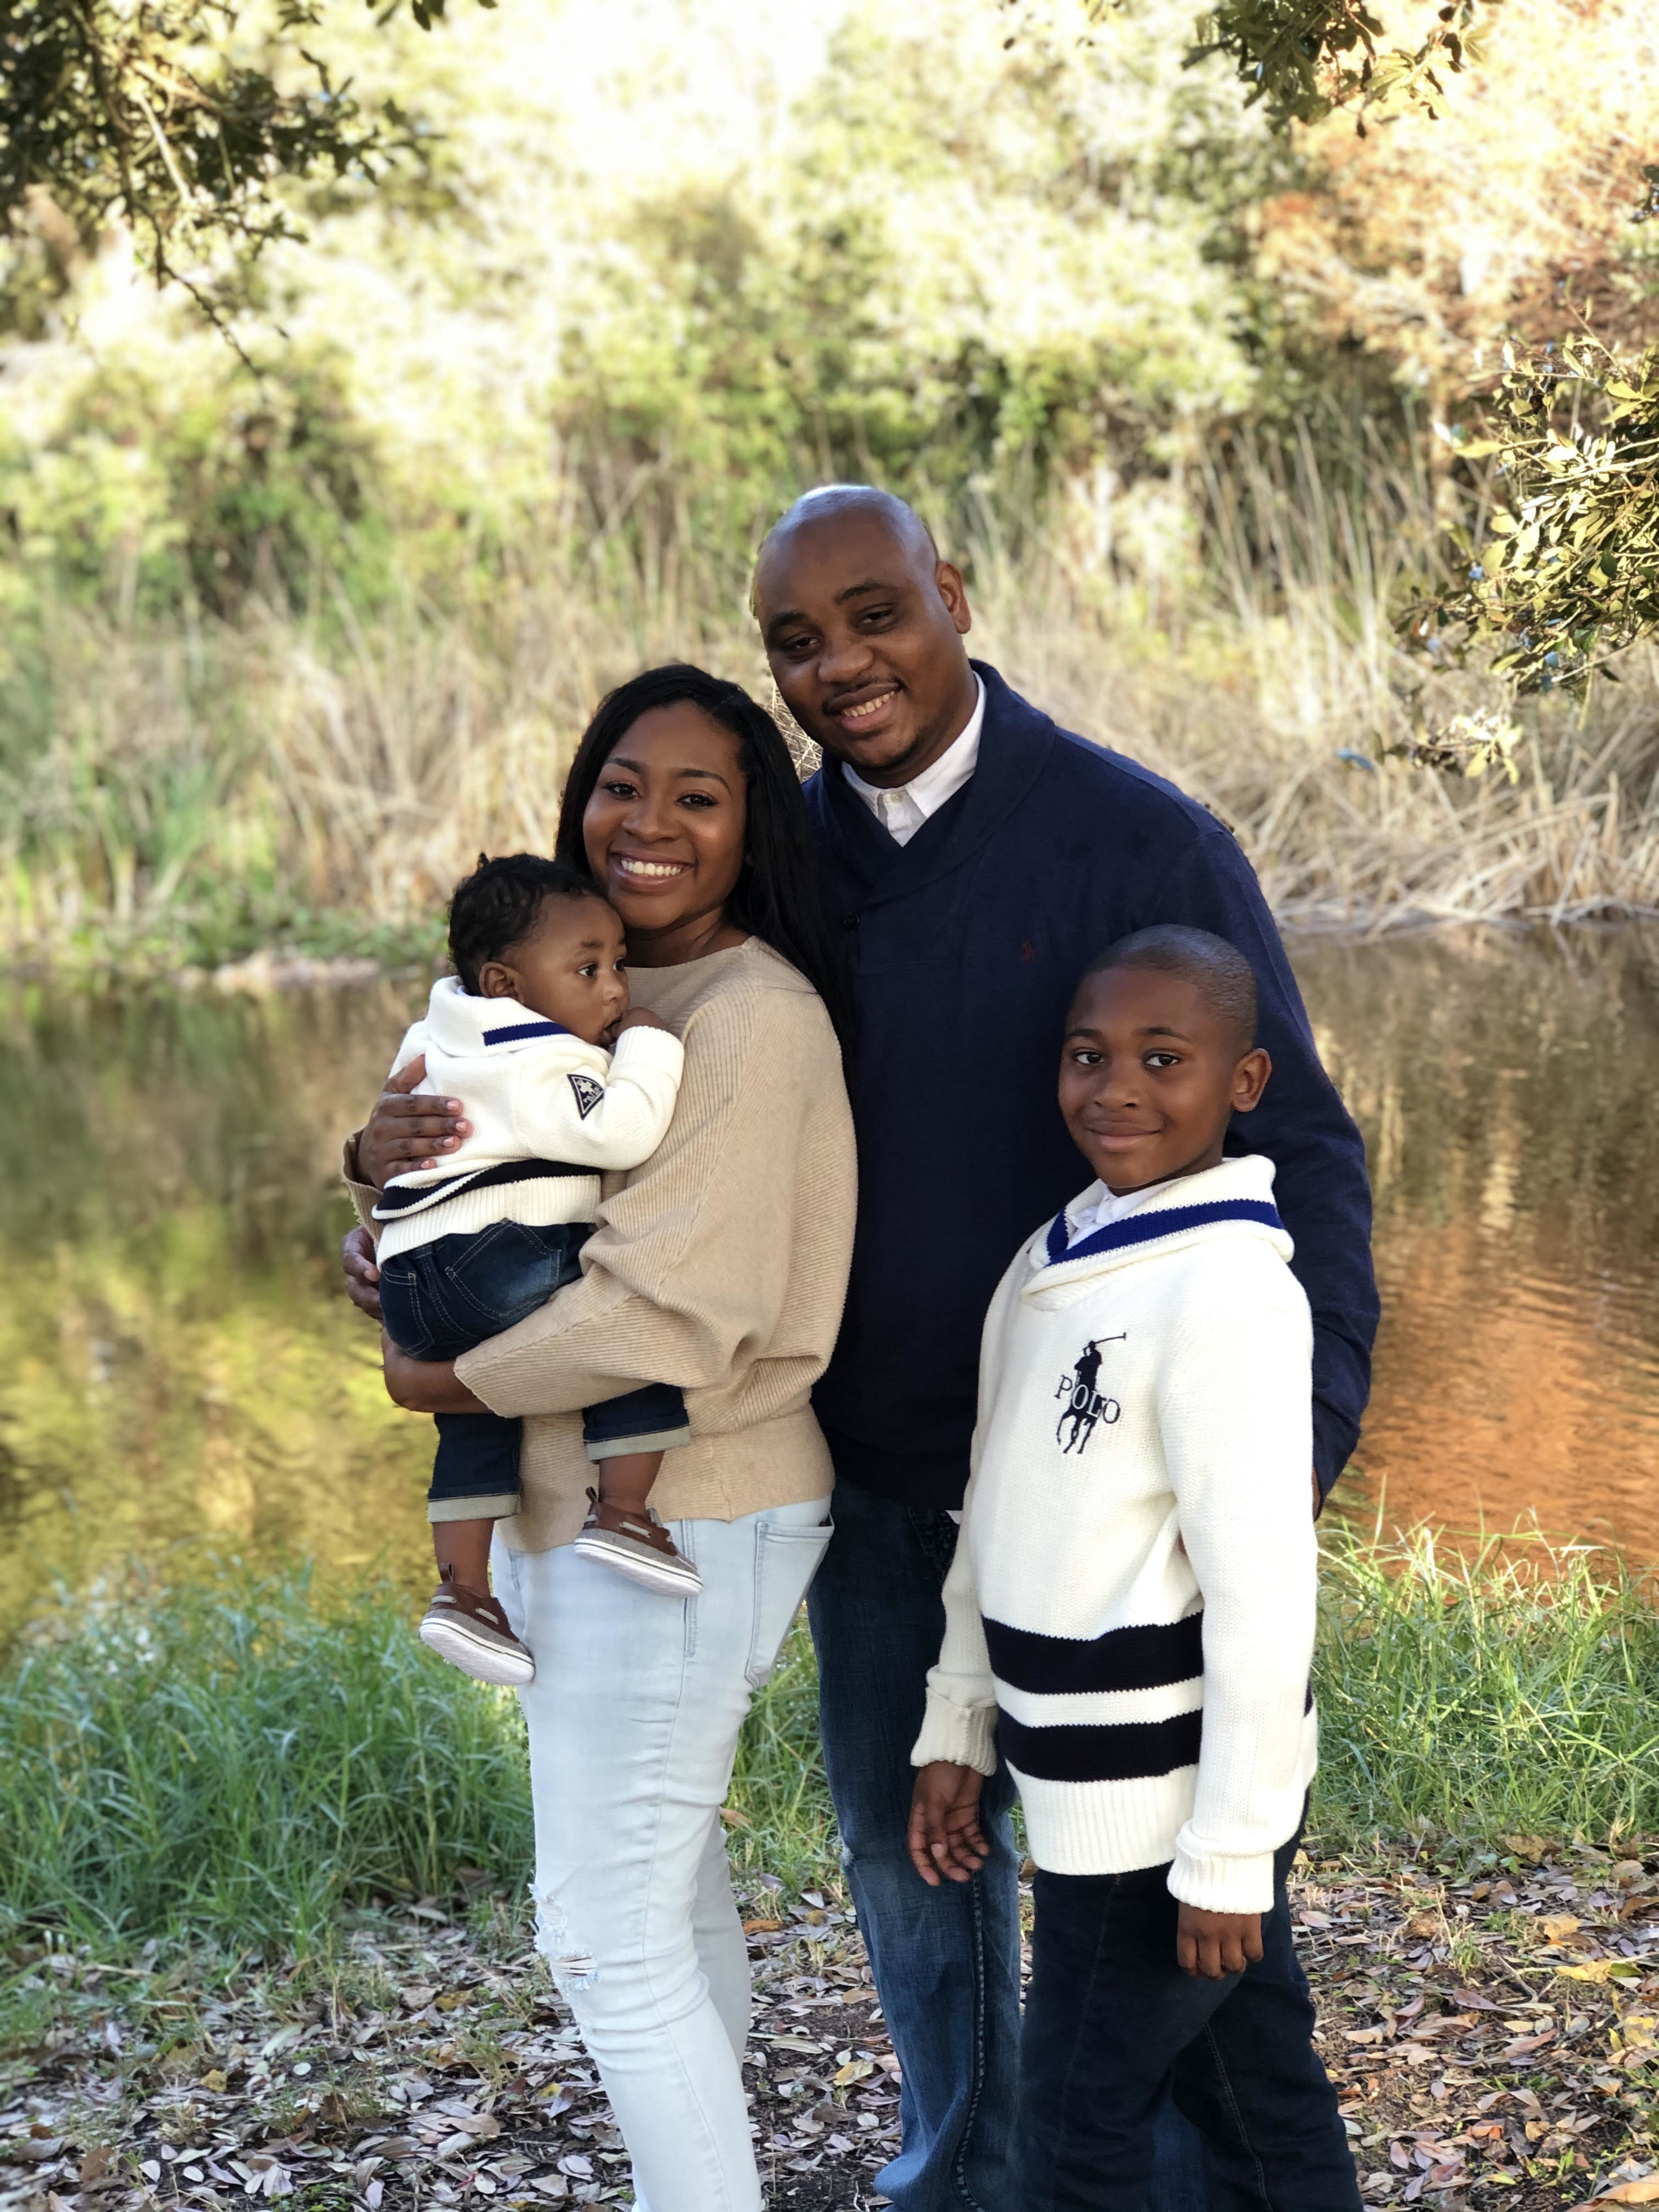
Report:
842,676,986,847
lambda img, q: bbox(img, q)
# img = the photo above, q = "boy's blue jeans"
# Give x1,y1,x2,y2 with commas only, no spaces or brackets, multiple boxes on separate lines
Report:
1019,1822,1361,2211
807,1468,1211,2212
377,1223,687,1520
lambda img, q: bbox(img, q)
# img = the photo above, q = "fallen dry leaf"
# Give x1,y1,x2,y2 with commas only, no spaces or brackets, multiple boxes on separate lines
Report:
832,2059,874,2086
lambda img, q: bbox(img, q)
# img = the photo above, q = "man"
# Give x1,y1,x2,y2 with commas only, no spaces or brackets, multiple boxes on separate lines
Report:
753,487,1376,2211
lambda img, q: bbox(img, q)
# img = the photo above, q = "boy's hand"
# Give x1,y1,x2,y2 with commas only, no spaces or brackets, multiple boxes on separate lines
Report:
907,1762,989,1886
1176,1904,1264,1979
608,1007,676,1039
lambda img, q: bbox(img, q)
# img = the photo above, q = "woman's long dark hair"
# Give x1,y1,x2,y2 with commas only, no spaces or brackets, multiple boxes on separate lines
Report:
554,664,854,1056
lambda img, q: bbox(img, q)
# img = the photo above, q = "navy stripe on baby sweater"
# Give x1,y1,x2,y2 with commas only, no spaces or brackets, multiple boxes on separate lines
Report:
985,1613,1203,1695
999,1707,1204,1783
480,1019,571,1045
373,1156,590,1219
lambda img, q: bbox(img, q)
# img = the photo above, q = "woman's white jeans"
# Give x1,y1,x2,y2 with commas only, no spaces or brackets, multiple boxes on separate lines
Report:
492,1496,833,2212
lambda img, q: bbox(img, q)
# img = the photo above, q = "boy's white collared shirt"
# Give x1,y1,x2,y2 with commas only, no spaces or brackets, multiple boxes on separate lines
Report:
842,676,986,845
1065,1180,1161,1246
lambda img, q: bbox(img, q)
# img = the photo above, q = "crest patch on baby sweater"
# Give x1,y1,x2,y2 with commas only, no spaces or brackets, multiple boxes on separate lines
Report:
1054,1334,1125,1454
567,1072,604,1119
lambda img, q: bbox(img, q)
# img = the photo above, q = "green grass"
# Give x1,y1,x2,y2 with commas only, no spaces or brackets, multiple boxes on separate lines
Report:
3,1529,1657,1958
0,1564,534,1954
1312,1522,1659,1848
0,1560,835,1955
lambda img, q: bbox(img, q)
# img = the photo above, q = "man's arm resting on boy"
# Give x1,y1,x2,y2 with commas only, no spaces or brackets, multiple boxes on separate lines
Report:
1148,829,1379,1503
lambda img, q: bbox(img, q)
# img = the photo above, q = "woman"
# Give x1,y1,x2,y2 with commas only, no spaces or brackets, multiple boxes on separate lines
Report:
340,665,857,2212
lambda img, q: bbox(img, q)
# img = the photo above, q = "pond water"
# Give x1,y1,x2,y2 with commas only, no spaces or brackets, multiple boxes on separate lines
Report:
2,926,1657,1638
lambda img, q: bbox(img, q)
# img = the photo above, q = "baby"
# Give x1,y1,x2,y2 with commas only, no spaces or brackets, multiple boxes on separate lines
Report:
375,853,698,1688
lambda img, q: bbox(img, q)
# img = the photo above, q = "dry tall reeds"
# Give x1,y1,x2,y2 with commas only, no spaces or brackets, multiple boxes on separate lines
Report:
3,456,1656,973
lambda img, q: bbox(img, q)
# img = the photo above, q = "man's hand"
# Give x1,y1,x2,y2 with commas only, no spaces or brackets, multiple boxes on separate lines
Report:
382,1336,489,1414
1176,1904,1264,1979
1312,1468,1323,1518
907,1762,989,1886
357,1056,472,1189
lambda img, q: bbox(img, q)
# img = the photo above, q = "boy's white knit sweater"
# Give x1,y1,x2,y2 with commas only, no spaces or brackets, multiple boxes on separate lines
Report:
912,1154,1319,1914
372,977,684,1263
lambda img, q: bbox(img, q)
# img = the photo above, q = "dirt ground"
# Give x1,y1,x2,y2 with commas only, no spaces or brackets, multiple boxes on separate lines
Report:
5,1841,1658,2212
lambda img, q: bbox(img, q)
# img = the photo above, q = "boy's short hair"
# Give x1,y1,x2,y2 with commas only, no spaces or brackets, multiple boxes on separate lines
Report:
1078,925,1259,1054
447,853,606,994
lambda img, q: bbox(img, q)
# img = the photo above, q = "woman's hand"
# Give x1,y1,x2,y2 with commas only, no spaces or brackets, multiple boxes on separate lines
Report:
357,1057,472,1191
342,1225,383,1320
907,1761,989,1886
1176,1904,1264,1980
382,1335,489,1413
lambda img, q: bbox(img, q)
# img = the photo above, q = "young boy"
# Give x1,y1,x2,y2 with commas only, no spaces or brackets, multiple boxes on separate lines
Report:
375,853,699,1691
907,924,1360,2211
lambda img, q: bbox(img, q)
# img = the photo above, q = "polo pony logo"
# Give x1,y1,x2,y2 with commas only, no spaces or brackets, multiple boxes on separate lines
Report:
1055,1335,1126,1454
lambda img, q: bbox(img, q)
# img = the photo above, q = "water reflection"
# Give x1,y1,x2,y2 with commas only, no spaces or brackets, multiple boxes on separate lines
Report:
1,928,1656,1637
0,979,434,1638
1293,926,1659,1554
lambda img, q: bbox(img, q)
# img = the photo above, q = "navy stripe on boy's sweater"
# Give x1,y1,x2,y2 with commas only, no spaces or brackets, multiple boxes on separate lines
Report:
1042,1197,1285,1269
985,1613,1204,1695
802,660,1379,1512
998,1708,1204,1785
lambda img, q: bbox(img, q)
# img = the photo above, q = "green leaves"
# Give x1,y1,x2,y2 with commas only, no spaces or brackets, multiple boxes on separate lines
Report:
1410,338,1659,695
0,0,445,314
1087,0,1500,132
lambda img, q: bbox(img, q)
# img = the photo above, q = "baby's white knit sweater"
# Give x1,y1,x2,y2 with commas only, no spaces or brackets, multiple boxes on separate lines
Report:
912,1155,1319,1914
372,978,684,1263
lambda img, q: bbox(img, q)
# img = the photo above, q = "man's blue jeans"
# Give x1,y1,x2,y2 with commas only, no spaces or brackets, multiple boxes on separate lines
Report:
807,1473,1210,2212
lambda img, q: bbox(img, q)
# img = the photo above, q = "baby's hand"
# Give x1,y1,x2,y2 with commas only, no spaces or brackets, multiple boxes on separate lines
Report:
1176,1903,1263,1979
610,1007,676,1037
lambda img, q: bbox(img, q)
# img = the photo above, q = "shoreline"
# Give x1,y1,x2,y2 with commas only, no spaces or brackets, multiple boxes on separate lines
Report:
1,912,1656,1000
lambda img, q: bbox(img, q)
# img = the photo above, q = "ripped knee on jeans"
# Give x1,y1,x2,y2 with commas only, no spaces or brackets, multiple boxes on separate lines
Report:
535,1890,601,1994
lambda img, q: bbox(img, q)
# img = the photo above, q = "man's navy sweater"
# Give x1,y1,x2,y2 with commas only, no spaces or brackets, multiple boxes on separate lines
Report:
801,660,1378,1510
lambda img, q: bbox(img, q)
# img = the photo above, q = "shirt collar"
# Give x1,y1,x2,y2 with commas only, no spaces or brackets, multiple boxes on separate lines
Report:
841,675,985,830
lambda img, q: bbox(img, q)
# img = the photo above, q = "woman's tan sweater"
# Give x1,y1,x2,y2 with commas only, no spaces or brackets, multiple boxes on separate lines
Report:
347,938,856,1553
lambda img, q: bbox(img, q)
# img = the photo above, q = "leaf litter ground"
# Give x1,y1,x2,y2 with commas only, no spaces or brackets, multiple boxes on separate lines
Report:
6,1844,1659,2212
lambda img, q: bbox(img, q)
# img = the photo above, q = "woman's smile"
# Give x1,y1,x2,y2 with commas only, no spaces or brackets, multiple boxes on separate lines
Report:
611,852,693,882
